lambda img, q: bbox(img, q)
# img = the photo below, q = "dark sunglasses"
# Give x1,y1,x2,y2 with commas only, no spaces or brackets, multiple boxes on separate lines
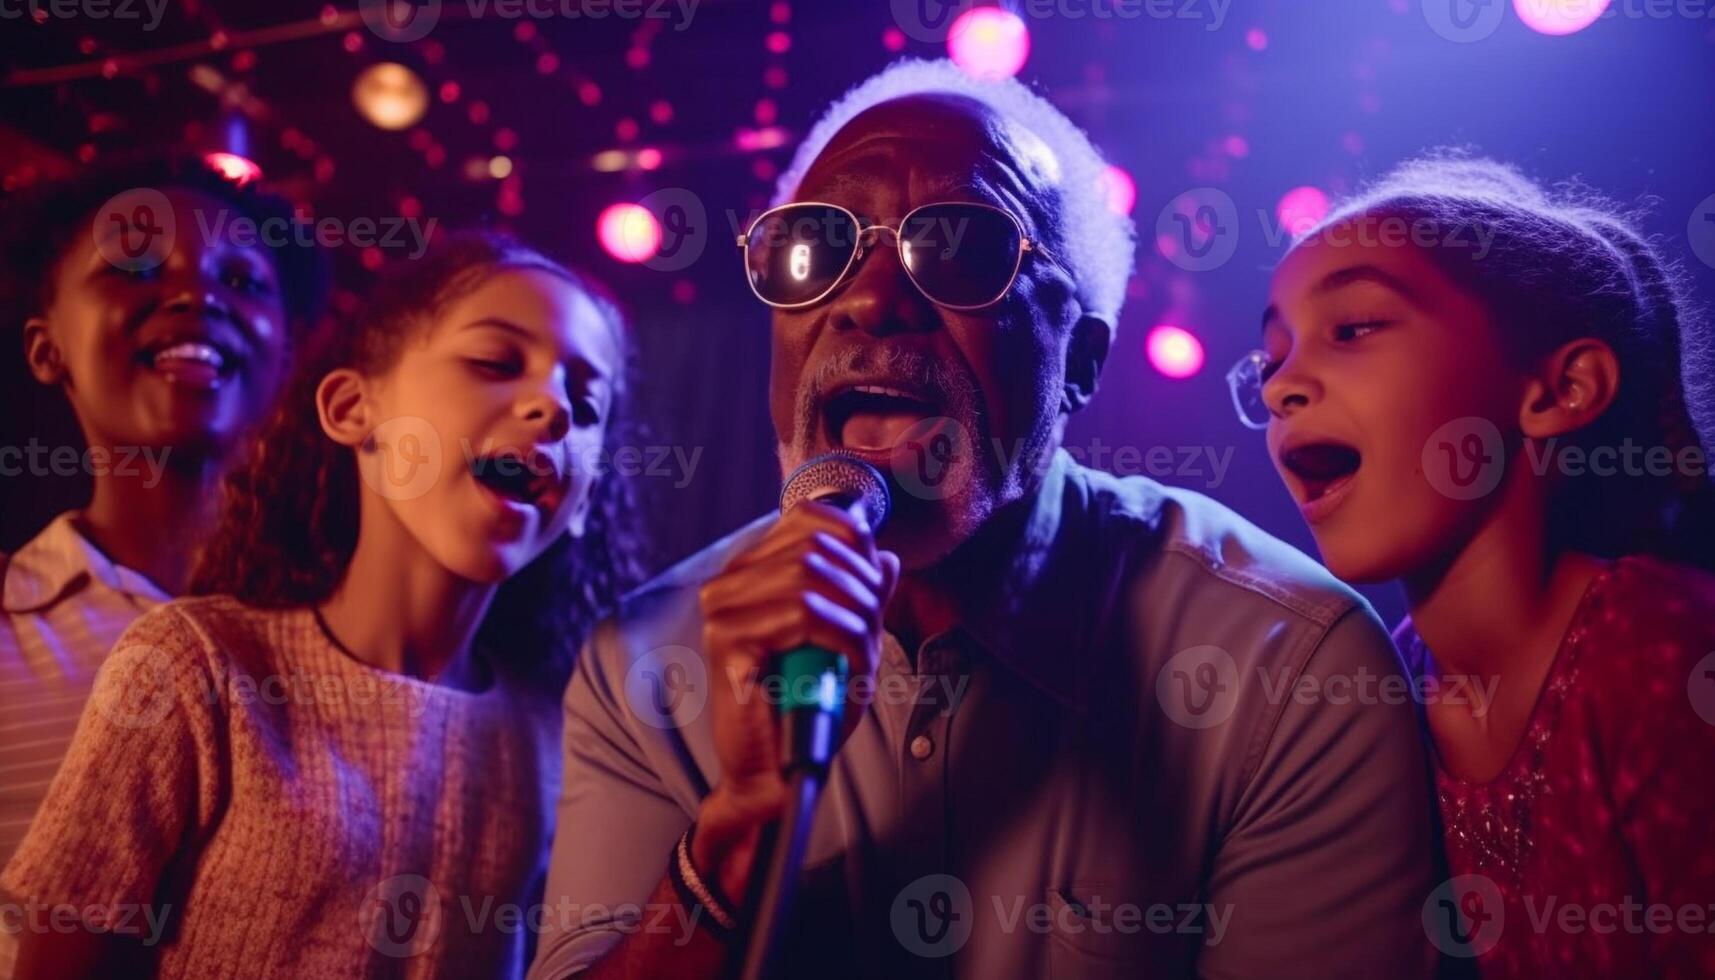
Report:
737,200,1063,310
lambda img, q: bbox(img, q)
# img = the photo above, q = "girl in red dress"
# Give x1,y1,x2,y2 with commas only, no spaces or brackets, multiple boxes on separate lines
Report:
1244,154,1715,978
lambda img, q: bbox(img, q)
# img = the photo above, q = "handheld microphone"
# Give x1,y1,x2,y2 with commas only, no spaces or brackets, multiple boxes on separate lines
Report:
739,454,891,980
772,454,892,774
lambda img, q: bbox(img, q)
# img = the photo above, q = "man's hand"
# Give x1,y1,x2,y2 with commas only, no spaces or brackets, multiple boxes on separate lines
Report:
691,502,900,901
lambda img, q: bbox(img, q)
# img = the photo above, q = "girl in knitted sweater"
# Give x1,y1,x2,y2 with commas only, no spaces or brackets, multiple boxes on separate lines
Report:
2,231,644,979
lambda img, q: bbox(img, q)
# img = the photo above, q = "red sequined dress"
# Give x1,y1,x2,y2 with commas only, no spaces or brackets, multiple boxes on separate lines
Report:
1398,556,1715,979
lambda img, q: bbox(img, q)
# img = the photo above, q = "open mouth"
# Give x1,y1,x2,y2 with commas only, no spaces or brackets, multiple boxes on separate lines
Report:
822,384,943,452
1282,441,1362,507
135,338,241,388
470,451,567,513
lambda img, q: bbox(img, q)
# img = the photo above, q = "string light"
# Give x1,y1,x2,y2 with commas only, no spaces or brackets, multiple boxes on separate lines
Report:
351,62,427,131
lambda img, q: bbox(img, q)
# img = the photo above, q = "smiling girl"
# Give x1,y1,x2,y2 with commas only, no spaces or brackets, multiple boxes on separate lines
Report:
0,154,325,914
1241,155,1715,977
0,232,643,979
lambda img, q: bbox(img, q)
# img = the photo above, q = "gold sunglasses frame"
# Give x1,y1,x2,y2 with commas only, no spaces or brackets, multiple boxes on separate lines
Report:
736,199,1059,311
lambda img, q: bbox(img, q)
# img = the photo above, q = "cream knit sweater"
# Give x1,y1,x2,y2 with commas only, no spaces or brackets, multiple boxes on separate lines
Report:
0,596,561,979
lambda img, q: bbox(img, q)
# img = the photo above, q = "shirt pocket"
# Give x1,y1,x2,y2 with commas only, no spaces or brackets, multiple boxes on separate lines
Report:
1045,881,1174,980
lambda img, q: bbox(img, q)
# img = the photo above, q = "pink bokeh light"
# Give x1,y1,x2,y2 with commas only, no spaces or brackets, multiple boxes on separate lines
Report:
1146,325,1206,380
1098,164,1137,216
947,7,1030,80
1513,0,1611,35
1276,185,1330,237
597,203,661,263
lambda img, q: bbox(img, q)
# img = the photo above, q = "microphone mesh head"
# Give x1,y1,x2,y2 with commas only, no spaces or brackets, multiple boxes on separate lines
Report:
779,454,892,531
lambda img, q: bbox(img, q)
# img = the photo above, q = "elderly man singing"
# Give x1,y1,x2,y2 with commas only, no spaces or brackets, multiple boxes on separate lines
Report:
530,59,1437,980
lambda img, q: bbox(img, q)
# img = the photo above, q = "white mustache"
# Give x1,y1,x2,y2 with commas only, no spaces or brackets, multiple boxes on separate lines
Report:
794,346,980,446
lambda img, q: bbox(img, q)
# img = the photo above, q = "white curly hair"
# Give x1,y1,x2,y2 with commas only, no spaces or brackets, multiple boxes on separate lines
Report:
773,58,1136,323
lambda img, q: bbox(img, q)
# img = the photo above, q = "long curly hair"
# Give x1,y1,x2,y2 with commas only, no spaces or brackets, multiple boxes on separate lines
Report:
1300,153,1715,570
189,230,647,691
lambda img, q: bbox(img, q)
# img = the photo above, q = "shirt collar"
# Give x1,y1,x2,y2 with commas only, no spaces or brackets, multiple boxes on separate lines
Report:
936,449,1141,712
2,512,172,613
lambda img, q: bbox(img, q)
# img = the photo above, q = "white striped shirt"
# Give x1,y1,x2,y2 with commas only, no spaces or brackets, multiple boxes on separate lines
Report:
0,513,167,976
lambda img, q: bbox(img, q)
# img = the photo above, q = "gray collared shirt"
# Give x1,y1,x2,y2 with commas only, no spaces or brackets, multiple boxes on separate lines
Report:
530,451,1437,979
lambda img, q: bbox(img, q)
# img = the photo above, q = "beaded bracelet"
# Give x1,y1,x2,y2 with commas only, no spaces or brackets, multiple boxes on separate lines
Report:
669,824,741,942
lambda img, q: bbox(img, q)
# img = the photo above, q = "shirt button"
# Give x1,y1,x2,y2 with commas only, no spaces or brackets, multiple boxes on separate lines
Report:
909,734,934,760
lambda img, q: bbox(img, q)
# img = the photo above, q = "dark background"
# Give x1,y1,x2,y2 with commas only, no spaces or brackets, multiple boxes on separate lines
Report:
4,0,1714,624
